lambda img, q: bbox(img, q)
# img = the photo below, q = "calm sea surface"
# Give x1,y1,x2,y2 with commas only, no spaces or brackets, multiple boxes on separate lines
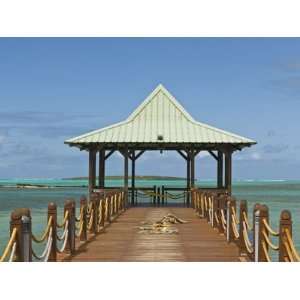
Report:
1,178,300,261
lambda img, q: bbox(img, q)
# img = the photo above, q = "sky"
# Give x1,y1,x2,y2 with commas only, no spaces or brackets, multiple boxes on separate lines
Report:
0,38,300,180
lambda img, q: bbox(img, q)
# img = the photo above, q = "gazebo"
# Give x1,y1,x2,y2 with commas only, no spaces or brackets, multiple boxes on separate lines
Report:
65,84,256,206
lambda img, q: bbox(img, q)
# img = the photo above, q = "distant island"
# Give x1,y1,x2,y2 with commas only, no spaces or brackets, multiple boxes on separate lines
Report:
63,175,190,181
0,175,191,189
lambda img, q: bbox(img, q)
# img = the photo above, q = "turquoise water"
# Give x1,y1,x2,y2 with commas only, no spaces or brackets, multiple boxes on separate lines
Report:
1,179,300,261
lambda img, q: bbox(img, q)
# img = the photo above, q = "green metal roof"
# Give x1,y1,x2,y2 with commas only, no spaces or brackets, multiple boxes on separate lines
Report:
65,84,256,147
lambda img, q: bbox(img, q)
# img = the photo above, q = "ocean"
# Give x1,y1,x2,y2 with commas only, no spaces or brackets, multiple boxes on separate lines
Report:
1,178,300,261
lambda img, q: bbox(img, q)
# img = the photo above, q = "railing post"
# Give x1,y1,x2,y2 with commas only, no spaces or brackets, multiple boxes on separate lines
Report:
212,194,218,228
21,209,32,262
90,194,98,234
254,209,260,262
107,196,111,223
64,199,75,254
252,203,260,260
10,210,22,261
226,198,232,242
153,185,156,205
10,208,32,262
80,196,87,242
239,200,248,256
48,203,57,262
279,210,292,262
100,198,105,227
254,205,268,262
116,193,119,215
218,195,225,234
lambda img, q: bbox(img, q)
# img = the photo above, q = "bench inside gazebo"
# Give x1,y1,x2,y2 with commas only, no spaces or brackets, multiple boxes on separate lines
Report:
65,84,256,206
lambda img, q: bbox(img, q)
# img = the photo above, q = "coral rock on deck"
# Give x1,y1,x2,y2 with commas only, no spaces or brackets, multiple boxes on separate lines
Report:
64,207,240,262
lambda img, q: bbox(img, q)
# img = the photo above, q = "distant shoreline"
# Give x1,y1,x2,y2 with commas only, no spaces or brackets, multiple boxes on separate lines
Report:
0,176,189,189
63,175,188,181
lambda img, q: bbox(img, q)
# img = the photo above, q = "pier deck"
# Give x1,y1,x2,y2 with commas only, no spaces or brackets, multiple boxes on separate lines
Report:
65,207,240,262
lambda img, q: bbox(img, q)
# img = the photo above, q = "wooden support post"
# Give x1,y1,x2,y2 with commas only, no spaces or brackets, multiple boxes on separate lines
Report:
252,203,260,260
131,150,135,206
48,203,57,261
191,152,195,208
212,194,218,228
79,196,87,241
226,197,236,243
88,149,97,198
254,205,269,262
279,210,292,262
100,198,105,227
217,151,223,189
153,185,156,205
64,199,76,254
225,150,232,195
186,153,191,207
157,187,161,206
98,149,105,188
162,185,165,206
10,210,23,261
10,208,32,262
239,200,248,256
91,194,99,232
123,148,129,208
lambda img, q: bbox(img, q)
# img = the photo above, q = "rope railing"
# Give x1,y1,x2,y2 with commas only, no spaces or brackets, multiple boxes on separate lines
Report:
192,189,300,262
0,227,17,262
32,216,53,243
0,188,126,262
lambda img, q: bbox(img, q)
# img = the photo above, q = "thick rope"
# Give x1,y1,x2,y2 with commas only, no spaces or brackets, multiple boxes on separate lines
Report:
87,210,94,230
220,210,227,232
75,207,84,223
57,211,69,228
262,218,279,236
243,211,252,231
220,209,227,225
32,216,53,243
283,240,295,262
56,226,69,253
231,206,239,225
8,242,16,262
0,227,17,262
214,211,220,225
57,224,68,241
231,215,240,239
284,229,300,262
262,240,271,262
262,230,279,251
242,223,254,254
32,227,53,260
76,221,84,238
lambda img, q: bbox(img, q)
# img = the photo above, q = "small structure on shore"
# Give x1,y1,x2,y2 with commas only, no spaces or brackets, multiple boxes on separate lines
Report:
65,84,256,205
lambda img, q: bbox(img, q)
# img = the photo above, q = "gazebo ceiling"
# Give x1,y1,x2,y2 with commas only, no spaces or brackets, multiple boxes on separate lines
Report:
65,84,256,150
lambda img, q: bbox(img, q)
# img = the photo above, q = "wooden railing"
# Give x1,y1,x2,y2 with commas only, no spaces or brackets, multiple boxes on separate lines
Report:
192,189,300,262
0,189,125,262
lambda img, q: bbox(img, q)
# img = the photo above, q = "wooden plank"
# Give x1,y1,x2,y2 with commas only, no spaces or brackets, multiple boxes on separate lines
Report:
66,207,240,262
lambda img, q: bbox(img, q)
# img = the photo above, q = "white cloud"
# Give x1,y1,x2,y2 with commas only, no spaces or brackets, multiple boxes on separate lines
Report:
250,152,262,160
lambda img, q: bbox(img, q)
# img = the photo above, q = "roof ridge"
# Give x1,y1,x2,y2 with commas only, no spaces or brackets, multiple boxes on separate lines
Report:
127,84,195,122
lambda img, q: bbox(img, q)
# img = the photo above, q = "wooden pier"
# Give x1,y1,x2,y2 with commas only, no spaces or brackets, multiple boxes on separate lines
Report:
64,206,239,262
1,188,299,262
